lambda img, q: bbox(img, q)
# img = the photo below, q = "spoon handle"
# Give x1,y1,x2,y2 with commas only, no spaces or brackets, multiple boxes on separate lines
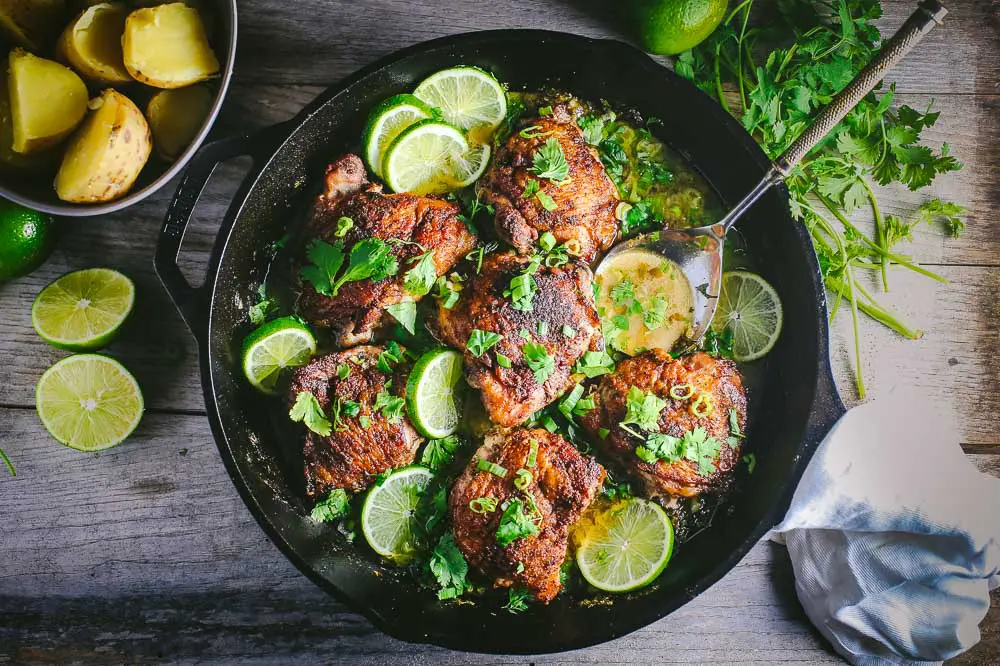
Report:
773,0,947,175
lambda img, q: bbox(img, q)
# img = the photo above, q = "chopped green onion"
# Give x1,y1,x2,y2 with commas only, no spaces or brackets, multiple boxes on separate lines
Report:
598,427,610,439
477,458,508,478
514,468,533,490
562,325,575,338
470,497,499,514
537,320,548,336
669,383,694,400
689,392,714,418
334,216,353,237
526,439,539,468
496,352,512,369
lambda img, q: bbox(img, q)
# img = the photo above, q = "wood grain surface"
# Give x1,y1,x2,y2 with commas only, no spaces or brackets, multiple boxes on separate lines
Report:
1,0,998,663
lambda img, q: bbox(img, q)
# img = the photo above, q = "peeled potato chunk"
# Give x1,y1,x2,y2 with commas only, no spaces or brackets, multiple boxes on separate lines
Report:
0,0,67,51
56,2,131,85
55,89,152,203
0,72,57,172
146,84,212,160
122,3,219,89
9,49,89,155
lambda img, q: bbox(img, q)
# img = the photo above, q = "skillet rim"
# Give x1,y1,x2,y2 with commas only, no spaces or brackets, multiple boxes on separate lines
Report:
179,28,846,654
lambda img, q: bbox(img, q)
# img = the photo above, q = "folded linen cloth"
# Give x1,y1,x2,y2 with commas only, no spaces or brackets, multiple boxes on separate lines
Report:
771,390,1000,665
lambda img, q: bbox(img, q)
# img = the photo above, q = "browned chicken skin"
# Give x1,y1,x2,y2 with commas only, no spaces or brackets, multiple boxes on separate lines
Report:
579,351,747,498
297,154,477,346
449,427,605,602
287,345,420,497
479,105,619,262
430,251,603,427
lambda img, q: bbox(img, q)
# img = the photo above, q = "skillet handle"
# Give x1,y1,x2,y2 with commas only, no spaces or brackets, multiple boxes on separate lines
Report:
155,127,282,337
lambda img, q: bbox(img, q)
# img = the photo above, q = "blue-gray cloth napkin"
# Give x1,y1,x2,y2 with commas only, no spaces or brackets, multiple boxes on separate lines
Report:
771,391,1000,665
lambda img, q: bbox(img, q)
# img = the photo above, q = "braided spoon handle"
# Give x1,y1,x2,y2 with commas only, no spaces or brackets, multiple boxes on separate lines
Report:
773,0,948,175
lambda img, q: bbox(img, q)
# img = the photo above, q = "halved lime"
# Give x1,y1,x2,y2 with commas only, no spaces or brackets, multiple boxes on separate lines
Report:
242,316,317,395
361,465,434,560
712,271,783,362
450,143,492,188
363,93,434,178
36,354,144,452
576,498,674,593
31,268,135,352
405,348,463,439
413,66,507,133
382,119,469,195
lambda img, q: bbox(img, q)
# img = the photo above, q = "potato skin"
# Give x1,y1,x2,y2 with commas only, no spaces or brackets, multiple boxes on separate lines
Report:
56,2,132,85
55,89,152,203
122,3,219,89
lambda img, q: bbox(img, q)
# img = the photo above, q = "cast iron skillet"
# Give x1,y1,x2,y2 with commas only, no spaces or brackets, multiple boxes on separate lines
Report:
154,30,846,654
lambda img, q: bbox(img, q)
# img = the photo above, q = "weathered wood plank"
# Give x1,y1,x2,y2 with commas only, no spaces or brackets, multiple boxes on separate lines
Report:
225,0,999,95
2,410,995,663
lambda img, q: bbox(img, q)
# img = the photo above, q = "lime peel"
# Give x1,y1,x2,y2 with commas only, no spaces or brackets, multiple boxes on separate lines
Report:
405,348,463,439
361,465,434,560
32,268,135,352
712,271,783,362
241,316,317,395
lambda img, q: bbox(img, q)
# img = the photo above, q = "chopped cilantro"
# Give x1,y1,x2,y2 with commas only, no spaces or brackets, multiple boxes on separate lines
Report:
743,452,757,474
310,488,350,522
503,587,532,613
374,390,405,422
611,279,635,305
531,138,570,182
300,237,399,297
573,349,615,378
248,283,276,325
621,387,666,433
336,363,350,380
643,296,668,330
467,329,503,357
385,301,416,334
403,250,437,296
289,391,332,436
376,341,404,373
421,435,461,470
496,498,540,547
435,274,462,309
429,532,470,600
521,342,554,385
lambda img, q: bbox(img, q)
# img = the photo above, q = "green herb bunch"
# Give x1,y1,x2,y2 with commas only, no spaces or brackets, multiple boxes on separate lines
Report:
674,0,965,397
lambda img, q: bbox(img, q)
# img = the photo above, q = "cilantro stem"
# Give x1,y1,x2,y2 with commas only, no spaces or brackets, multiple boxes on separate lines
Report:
860,178,889,291
816,193,947,284
713,41,730,115
0,447,14,477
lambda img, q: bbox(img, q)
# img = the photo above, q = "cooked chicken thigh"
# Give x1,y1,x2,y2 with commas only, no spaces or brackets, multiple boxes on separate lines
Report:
430,251,603,427
297,154,477,347
579,350,747,498
450,427,605,602
479,104,619,262
288,345,420,497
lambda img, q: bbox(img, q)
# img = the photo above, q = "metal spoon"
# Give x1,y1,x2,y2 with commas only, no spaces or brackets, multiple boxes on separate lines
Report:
598,0,948,347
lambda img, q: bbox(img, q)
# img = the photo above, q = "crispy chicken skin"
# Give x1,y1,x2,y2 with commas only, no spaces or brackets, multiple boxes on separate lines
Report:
429,251,603,427
297,154,477,347
579,350,747,498
479,105,619,262
288,345,420,498
450,427,605,602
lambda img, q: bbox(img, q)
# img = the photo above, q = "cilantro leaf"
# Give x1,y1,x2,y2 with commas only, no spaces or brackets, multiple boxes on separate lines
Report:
429,532,470,600
621,387,667,433
374,390,405,421
421,435,461,470
300,239,345,297
248,283,276,325
331,238,399,294
310,488,350,522
530,138,570,182
573,349,615,378
289,391,332,436
385,301,417,334
403,250,437,296
521,342,554,385
496,497,540,547
503,587,532,614
914,198,966,238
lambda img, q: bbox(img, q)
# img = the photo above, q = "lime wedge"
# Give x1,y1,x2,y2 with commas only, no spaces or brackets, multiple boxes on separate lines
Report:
405,348,463,439
31,268,135,352
35,354,144,452
712,271,783,362
576,498,674,593
382,119,469,195
242,316,317,395
363,93,434,178
449,142,491,188
413,66,507,133
361,465,434,560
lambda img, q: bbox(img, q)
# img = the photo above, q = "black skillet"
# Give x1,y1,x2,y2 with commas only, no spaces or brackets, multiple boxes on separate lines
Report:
154,30,846,654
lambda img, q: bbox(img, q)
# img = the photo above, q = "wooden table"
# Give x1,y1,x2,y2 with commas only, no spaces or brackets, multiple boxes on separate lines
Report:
2,0,997,663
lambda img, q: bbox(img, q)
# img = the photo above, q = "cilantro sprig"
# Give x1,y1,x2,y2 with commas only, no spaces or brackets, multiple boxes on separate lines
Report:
300,238,399,297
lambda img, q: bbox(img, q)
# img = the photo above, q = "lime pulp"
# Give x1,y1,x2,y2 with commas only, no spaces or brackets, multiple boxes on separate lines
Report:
712,271,783,362
382,119,469,195
32,268,135,351
35,354,144,452
241,316,317,395
412,66,507,133
405,348,463,439
363,93,434,178
361,465,434,560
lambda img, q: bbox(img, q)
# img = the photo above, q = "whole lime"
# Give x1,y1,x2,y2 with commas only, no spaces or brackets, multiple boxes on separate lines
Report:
0,200,57,281
634,0,729,56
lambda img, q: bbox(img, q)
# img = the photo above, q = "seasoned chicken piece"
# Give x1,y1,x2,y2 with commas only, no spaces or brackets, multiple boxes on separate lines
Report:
450,427,605,602
579,351,747,498
430,251,603,427
287,345,420,498
297,154,477,346
479,104,619,262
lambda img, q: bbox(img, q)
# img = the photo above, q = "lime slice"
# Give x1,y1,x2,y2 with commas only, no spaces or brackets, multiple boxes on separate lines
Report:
576,498,674,593
35,354,144,452
242,316,317,395
361,465,434,560
413,66,507,134
712,271,783,362
449,142,491,188
382,119,469,195
31,268,135,352
363,93,434,178
405,348,463,439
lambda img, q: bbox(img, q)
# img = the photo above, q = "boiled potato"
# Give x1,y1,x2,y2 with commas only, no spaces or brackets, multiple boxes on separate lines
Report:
122,3,219,89
0,0,67,51
55,89,152,203
0,73,58,172
146,84,212,160
9,49,89,155
56,2,132,85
